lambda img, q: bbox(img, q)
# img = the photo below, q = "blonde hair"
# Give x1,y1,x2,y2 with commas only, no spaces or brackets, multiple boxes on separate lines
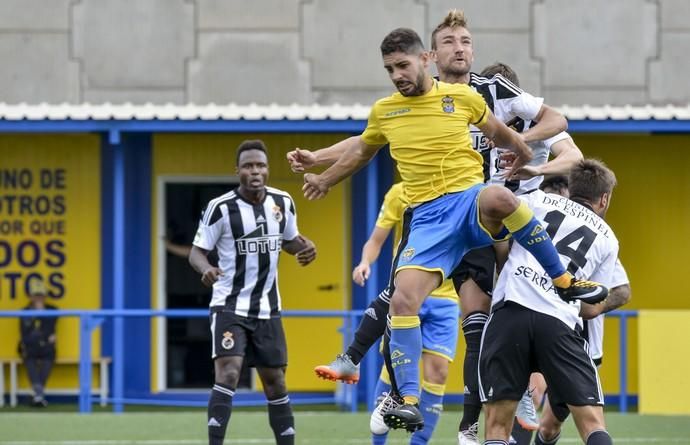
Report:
431,9,469,50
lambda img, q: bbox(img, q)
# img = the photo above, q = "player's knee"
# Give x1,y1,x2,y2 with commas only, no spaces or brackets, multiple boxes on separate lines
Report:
389,289,420,315
539,422,561,441
424,362,449,385
480,185,519,219
217,365,241,388
460,283,491,315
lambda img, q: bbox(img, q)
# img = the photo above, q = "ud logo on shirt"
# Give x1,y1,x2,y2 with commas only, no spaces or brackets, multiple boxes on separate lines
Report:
441,95,455,113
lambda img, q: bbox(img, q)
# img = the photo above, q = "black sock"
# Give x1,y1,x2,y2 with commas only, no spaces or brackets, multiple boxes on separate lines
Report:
586,430,612,445
208,382,235,445
459,311,488,431
511,420,534,445
345,293,390,364
535,431,560,444
381,315,399,394
268,395,295,445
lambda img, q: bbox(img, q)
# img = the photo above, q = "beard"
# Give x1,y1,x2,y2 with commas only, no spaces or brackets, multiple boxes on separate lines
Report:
397,70,427,97
438,59,471,78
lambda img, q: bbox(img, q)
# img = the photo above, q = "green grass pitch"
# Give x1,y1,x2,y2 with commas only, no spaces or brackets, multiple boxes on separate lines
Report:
1,409,689,444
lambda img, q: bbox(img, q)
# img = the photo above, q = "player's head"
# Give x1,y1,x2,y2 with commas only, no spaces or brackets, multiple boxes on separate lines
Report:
540,175,569,197
569,159,617,216
236,140,269,192
430,10,474,79
480,62,520,86
380,28,430,96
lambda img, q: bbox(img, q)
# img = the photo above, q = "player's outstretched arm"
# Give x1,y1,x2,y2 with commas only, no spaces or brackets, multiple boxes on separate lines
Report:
477,112,533,178
287,136,360,172
302,136,383,200
520,104,568,144
188,245,223,287
283,235,317,266
508,135,584,180
353,226,391,286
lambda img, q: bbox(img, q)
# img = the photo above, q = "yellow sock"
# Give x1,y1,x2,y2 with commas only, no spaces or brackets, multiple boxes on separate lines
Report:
403,395,419,405
552,272,573,288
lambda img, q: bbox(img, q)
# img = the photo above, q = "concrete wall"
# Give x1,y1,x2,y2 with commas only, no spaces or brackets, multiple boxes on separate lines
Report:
0,0,685,106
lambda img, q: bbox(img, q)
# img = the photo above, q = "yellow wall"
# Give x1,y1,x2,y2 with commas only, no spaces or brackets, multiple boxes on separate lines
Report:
0,134,101,390
151,133,352,391
638,310,690,414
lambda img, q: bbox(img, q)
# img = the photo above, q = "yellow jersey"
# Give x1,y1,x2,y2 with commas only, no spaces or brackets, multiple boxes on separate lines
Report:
362,80,488,205
375,183,458,302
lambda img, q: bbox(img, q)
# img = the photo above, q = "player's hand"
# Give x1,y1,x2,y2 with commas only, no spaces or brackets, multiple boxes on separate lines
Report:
579,300,606,320
201,267,224,287
505,142,532,179
510,164,542,180
287,148,317,173
295,238,317,266
352,262,371,286
303,173,330,200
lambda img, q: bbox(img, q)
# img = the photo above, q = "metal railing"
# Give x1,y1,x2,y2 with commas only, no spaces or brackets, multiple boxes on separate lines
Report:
0,308,637,413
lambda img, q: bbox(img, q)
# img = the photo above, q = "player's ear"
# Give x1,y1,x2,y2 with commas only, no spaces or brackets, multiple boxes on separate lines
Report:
420,50,430,67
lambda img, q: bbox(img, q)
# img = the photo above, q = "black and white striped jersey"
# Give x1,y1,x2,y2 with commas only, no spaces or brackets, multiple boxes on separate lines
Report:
492,191,619,331
193,186,299,319
468,72,570,194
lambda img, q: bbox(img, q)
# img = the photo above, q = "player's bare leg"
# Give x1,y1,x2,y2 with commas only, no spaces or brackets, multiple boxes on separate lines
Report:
569,405,612,445
484,400,519,443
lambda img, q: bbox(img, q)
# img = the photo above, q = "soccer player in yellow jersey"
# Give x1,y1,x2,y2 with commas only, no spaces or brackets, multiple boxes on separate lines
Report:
342,183,460,445
299,28,607,432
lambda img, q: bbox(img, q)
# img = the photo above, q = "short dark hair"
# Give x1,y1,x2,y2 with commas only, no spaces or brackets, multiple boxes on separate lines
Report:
236,140,268,165
569,159,617,202
380,28,425,56
539,175,569,193
480,62,520,86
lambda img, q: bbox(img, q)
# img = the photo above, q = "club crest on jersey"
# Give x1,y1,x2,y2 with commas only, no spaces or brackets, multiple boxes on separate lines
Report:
530,225,544,236
221,331,234,350
272,205,283,222
441,95,455,113
401,247,415,261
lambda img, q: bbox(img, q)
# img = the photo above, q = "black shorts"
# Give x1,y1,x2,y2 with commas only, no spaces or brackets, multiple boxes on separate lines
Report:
210,311,287,368
547,356,603,422
478,302,603,407
450,245,496,296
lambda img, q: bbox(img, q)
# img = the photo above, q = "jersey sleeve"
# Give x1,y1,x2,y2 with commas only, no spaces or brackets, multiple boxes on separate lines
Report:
492,75,544,121
544,131,572,152
589,243,619,288
193,204,225,251
375,185,403,229
610,258,630,288
361,102,388,146
282,194,299,241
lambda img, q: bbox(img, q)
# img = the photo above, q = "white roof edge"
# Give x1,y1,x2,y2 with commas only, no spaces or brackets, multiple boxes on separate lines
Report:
0,103,688,121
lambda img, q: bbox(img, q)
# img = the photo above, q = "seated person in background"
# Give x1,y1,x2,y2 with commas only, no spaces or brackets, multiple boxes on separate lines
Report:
18,279,58,407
